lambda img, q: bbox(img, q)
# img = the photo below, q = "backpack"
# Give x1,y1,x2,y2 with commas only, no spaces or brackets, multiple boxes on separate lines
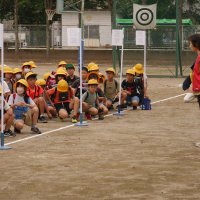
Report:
104,79,118,94
51,87,70,103
27,85,41,99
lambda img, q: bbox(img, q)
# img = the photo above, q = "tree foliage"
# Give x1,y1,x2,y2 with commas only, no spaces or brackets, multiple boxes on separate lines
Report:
0,0,199,24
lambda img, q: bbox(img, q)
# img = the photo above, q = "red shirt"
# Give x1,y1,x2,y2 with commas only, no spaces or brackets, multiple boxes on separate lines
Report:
27,85,44,100
47,87,73,104
192,54,200,93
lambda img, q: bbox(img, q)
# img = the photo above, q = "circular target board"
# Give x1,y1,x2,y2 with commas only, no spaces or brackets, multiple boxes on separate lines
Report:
136,8,154,26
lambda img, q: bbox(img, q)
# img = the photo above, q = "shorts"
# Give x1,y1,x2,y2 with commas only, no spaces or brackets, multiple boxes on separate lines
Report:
107,97,119,104
126,95,140,104
14,109,32,127
54,102,71,114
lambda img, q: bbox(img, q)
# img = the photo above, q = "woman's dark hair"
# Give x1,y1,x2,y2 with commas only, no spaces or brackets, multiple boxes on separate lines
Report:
188,34,200,50
16,82,29,103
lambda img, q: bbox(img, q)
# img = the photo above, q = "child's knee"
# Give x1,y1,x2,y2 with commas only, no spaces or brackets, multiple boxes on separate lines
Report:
38,97,45,104
32,106,39,114
90,108,98,115
15,121,24,130
59,109,68,119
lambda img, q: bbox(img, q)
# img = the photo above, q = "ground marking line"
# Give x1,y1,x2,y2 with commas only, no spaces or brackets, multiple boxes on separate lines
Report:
5,93,186,146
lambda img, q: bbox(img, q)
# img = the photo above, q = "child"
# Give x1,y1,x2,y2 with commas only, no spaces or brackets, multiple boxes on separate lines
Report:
188,34,200,108
104,68,119,109
133,63,148,98
13,68,23,82
55,68,68,84
46,80,79,123
0,86,15,137
44,72,56,90
25,72,47,123
82,79,106,120
8,79,41,134
0,65,11,99
21,62,32,77
57,61,67,70
87,71,108,115
72,67,88,99
66,63,79,86
4,66,15,93
121,69,144,110
35,79,57,119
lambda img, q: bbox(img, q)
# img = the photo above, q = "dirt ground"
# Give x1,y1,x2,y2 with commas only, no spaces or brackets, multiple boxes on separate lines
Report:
1,74,200,200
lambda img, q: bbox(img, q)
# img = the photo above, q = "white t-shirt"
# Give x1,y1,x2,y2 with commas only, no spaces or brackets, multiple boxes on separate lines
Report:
8,94,35,106
0,98,10,111
0,81,11,94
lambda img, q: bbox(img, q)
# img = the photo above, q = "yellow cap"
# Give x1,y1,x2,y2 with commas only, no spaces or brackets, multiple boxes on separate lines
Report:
56,68,67,76
99,73,106,83
29,61,37,68
87,71,100,81
4,66,13,74
13,68,22,74
133,63,144,74
57,80,68,92
89,64,99,72
126,69,135,75
25,72,37,80
58,61,67,67
87,62,96,71
43,72,51,80
88,79,99,85
17,79,28,88
22,62,31,69
105,67,116,75
36,79,46,86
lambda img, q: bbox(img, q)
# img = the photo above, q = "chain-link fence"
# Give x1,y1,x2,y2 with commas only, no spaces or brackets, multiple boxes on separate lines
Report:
118,25,200,49
3,23,200,49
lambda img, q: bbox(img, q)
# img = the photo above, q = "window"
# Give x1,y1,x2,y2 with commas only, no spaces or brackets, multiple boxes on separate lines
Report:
84,25,99,39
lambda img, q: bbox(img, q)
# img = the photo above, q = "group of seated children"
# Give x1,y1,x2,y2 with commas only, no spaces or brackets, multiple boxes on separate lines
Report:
0,61,147,137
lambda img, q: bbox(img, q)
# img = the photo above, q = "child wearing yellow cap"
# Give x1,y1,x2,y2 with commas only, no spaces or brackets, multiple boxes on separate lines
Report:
104,67,119,110
46,80,79,123
121,69,144,110
8,79,41,134
0,86,15,137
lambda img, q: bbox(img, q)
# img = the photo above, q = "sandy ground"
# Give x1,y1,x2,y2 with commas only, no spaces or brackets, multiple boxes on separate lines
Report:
0,77,200,200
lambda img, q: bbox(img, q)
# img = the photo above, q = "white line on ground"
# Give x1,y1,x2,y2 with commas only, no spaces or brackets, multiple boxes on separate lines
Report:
5,93,186,146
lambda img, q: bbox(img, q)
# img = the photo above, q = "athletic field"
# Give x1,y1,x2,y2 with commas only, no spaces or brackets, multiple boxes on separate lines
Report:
1,67,200,199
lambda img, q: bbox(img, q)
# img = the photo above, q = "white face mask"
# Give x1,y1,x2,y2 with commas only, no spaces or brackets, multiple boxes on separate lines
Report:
16,74,22,80
17,87,24,95
24,68,30,73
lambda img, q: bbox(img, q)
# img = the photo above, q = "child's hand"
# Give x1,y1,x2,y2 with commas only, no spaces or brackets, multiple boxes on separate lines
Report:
15,102,26,107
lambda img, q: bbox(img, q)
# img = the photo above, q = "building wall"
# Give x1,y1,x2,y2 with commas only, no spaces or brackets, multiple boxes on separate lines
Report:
61,11,111,47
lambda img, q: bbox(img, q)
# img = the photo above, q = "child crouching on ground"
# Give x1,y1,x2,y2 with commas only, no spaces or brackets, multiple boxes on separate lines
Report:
8,79,41,134
104,67,119,110
0,86,15,137
121,69,144,110
82,79,106,120
25,72,47,123
46,80,79,123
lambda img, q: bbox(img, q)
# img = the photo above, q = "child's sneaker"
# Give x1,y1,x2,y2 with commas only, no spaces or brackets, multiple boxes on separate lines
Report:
85,113,92,120
4,129,16,137
98,108,104,120
38,115,47,123
71,116,78,123
14,127,21,134
31,127,41,134
133,106,137,110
